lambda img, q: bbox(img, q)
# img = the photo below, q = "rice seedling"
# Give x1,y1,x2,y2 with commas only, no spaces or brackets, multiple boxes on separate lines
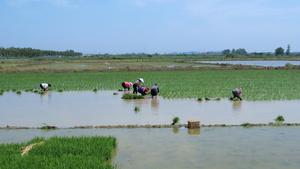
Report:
33,90,38,93
93,88,97,92
215,98,221,100
0,136,117,168
1,69,300,100
172,117,180,125
134,106,140,111
12,88,17,92
233,98,239,101
16,91,22,94
205,97,210,100
113,92,118,95
275,115,285,122
197,98,203,101
58,89,63,92
39,91,45,95
122,94,144,99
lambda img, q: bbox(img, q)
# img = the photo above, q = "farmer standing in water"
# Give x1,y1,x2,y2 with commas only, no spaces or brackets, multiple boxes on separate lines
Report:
151,84,159,98
40,83,51,91
138,86,149,96
232,88,243,100
121,82,132,91
133,78,144,94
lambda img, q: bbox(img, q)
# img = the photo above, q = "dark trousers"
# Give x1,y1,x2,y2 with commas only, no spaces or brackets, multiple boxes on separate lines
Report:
133,84,138,94
232,90,242,100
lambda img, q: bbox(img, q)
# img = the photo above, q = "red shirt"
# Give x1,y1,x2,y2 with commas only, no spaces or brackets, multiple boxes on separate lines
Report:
124,82,131,88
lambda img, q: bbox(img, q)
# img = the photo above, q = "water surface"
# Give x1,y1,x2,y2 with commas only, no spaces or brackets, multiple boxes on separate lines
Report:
1,127,300,169
195,60,300,67
1,91,299,127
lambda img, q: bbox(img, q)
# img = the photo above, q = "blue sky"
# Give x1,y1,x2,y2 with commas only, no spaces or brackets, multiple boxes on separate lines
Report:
1,0,300,54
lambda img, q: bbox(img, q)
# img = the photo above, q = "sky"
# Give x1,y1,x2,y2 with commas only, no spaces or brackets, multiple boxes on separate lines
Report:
1,0,300,54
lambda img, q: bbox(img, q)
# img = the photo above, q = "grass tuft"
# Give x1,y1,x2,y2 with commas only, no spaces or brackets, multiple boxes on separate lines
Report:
134,106,140,111
241,123,251,128
172,117,180,125
275,115,285,122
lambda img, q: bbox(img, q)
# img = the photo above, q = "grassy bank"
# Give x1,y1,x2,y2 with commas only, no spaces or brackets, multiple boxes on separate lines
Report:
0,136,117,168
0,69,299,100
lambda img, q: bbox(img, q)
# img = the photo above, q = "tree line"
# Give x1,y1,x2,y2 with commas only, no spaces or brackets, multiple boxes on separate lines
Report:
0,47,82,58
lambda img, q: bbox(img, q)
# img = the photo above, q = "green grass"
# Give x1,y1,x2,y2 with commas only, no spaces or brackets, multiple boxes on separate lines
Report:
1,69,300,100
0,136,117,169
134,106,140,111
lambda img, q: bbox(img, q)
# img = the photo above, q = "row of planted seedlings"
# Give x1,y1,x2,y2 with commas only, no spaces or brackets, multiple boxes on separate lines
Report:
0,136,117,168
1,70,300,100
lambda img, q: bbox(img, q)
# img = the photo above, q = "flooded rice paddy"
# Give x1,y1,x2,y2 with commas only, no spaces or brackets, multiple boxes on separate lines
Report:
1,62,300,168
1,91,299,127
1,127,300,169
195,60,300,67
1,91,300,168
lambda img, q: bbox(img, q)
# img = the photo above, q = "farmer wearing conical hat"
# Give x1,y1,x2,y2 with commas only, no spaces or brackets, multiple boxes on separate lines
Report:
232,88,243,100
133,78,144,94
121,82,132,91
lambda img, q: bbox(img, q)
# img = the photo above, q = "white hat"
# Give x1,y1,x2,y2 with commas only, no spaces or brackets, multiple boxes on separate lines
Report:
129,82,133,86
139,78,144,83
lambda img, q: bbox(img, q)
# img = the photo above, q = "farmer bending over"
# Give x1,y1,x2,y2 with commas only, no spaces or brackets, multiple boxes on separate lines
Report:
122,82,132,91
40,83,51,91
151,84,159,98
133,78,144,94
232,88,243,100
138,87,149,96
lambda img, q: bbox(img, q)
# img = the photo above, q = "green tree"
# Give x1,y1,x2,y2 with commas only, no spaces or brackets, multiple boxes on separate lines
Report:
222,49,230,55
286,44,290,55
275,47,284,56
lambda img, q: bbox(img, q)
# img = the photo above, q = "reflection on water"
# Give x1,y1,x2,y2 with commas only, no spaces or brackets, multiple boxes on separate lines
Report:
232,100,242,116
150,98,159,115
1,127,300,169
187,128,201,135
1,91,300,127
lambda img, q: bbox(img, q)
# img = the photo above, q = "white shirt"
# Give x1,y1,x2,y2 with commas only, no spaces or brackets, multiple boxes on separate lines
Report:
41,83,48,88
